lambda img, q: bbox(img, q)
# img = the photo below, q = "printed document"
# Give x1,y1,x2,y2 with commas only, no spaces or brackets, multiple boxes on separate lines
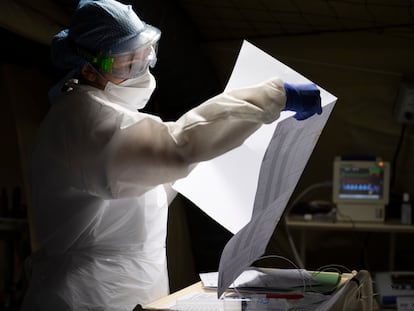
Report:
173,41,337,297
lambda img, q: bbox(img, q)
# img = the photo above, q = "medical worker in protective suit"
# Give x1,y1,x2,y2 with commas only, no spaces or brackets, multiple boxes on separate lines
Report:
20,0,322,310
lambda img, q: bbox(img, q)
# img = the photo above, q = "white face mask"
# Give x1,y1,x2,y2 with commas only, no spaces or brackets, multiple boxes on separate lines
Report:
104,70,156,111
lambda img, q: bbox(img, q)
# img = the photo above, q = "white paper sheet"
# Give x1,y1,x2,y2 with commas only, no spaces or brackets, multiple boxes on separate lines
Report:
217,104,335,297
173,41,336,234
173,40,337,297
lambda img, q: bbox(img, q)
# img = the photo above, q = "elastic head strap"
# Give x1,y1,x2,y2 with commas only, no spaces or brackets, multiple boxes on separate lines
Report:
77,47,114,73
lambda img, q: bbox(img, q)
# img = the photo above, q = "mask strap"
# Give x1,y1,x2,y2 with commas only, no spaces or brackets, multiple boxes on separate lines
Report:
80,61,115,90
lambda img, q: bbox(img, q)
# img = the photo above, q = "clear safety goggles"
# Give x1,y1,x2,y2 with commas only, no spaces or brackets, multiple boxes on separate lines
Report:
100,43,158,79
78,24,161,79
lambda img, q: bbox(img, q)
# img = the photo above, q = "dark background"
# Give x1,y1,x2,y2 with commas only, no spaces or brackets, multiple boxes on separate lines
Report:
1,0,414,309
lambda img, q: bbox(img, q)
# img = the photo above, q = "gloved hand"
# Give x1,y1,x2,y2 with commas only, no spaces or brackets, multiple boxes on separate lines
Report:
283,82,322,120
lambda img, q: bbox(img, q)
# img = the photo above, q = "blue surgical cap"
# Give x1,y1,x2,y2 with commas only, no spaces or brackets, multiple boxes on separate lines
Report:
51,0,161,70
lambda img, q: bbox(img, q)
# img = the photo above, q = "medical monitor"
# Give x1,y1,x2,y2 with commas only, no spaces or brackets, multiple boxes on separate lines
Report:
332,157,390,222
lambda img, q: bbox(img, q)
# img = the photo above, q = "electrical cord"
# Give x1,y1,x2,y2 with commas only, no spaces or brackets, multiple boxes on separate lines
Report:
284,181,333,269
225,256,355,311
285,181,333,216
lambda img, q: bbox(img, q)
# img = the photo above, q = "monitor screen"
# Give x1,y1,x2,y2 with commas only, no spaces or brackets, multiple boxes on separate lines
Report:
332,158,390,205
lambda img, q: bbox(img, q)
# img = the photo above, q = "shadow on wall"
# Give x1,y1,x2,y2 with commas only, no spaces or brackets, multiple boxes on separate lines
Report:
133,0,223,120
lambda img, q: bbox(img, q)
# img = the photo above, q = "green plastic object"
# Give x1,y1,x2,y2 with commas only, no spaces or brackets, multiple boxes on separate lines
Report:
307,271,341,293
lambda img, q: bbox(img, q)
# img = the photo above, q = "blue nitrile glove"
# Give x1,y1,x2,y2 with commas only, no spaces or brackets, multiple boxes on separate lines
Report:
283,82,322,120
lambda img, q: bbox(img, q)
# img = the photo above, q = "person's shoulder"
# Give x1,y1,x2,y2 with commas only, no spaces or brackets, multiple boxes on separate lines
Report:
55,82,105,107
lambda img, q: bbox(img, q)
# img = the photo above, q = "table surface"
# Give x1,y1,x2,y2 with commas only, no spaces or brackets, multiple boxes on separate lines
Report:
145,272,358,310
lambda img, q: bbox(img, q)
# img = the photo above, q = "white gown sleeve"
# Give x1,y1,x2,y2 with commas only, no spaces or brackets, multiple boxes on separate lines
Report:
106,78,286,197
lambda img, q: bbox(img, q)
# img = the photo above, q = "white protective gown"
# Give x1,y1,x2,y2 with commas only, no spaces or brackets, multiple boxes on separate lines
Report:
21,75,287,311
